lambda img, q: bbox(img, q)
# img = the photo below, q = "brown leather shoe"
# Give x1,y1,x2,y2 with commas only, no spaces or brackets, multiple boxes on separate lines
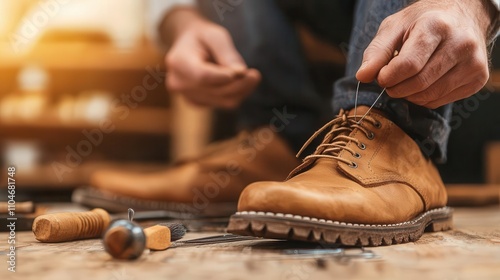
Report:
227,107,453,246
76,127,300,218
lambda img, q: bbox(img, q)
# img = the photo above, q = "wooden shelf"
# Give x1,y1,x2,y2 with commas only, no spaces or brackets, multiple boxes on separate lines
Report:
446,184,500,206
0,41,164,71
0,107,172,136
0,161,170,189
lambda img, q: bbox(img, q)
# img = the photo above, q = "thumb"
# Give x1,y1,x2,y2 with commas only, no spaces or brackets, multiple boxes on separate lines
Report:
202,28,247,74
356,22,404,83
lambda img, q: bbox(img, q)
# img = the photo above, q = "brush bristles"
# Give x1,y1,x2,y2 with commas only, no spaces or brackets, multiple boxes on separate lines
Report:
159,223,187,241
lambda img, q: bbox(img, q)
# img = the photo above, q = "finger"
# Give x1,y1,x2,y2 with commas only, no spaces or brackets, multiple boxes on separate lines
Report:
182,68,261,108
202,28,247,73
404,66,469,106
377,24,443,88
174,56,238,87
404,63,487,107
385,47,456,98
356,17,405,83
204,69,261,106
419,81,485,109
166,65,234,93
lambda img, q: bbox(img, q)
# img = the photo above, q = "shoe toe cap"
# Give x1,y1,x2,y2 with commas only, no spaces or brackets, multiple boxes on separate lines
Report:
237,181,334,218
237,180,423,224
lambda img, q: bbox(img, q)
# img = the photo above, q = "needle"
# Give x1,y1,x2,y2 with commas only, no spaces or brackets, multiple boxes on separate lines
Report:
354,81,361,122
354,50,399,124
128,208,135,222
357,88,386,124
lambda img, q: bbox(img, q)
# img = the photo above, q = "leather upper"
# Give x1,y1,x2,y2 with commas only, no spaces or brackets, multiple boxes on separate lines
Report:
237,109,448,224
91,128,300,203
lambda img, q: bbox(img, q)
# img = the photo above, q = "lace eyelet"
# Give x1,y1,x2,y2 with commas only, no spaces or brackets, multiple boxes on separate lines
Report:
353,153,361,159
374,121,382,129
358,143,366,150
349,162,358,168
367,132,375,140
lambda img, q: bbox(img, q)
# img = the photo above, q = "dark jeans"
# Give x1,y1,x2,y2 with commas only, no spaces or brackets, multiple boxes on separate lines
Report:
198,0,452,163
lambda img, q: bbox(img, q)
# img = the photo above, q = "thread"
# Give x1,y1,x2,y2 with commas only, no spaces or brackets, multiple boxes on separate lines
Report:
354,49,399,123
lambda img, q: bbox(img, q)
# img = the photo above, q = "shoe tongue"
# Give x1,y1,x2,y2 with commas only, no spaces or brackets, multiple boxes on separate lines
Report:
347,106,387,119
348,106,369,117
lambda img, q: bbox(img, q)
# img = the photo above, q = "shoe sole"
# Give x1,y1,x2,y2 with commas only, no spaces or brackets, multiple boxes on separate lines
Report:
72,187,237,219
227,207,453,246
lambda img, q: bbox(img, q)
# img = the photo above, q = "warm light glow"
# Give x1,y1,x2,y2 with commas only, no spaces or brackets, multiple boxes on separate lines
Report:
0,1,169,189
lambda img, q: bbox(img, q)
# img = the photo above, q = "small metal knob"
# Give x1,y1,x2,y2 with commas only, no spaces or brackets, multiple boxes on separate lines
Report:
102,219,146,260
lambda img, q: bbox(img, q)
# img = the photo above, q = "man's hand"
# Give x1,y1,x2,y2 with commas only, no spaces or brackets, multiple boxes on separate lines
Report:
163,8,261,109
356,0,495,109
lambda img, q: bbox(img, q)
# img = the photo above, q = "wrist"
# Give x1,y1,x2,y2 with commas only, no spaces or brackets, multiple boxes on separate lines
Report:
460,0,497,41
413,0,496,41
159,7,207,47
480,0,500,43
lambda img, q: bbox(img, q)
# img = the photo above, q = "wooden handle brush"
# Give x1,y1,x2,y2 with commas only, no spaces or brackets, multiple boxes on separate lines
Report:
32,208,186,260
102,209,186,260
103,221,186,259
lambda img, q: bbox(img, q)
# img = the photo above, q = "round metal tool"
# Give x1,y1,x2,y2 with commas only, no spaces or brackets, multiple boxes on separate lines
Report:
102,208,146,260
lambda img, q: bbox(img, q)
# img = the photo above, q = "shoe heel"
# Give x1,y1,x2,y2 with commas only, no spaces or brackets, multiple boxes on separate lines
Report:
425,218,453,232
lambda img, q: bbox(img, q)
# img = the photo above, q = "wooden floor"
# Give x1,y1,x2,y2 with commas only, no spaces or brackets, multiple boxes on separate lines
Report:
1,205,500,280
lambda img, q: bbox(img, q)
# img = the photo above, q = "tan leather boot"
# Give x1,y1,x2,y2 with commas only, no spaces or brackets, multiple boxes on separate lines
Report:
75,127,300,218
227,107,452,245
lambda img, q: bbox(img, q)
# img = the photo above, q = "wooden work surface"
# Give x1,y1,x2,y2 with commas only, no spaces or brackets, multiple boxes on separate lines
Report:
1,206,499,280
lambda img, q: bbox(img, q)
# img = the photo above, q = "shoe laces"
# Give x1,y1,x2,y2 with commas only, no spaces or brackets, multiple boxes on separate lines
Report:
296,110,380,168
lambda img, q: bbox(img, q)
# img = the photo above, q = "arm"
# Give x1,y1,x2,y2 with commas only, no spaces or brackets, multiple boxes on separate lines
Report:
147,0,196,47
356,0,499,109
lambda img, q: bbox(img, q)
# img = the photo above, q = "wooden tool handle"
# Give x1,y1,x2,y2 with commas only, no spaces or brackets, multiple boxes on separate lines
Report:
144,225,171,250
32,208,110,242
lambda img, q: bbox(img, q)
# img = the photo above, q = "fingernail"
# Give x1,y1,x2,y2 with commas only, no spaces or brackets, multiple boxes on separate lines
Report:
231,65,246,73
231,66,247,79
234,71,245,79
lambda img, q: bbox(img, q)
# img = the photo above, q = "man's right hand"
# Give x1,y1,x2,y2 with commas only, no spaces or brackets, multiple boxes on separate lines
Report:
164,8,261,109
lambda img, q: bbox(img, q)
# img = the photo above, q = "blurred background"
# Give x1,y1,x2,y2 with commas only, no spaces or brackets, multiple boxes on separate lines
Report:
0,0,192,201
0,0,499,204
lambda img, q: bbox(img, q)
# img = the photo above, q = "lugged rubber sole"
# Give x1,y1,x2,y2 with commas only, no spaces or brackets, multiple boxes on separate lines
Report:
227,207,453,246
